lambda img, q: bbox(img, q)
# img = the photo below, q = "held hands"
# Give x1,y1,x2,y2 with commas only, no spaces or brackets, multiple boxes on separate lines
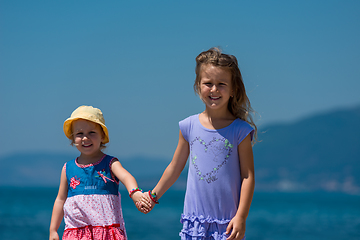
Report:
130,190,152,214
129,189,159,214
135,190,158,214
225,215,246,240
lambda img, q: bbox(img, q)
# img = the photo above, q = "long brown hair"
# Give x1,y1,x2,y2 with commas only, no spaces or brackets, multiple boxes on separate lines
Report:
194,47,257,142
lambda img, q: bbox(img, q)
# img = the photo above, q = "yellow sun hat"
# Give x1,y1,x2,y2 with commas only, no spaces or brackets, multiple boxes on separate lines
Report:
63,105,109,144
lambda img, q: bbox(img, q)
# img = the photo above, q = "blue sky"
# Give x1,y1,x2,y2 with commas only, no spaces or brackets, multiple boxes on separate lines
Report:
1,0,359,159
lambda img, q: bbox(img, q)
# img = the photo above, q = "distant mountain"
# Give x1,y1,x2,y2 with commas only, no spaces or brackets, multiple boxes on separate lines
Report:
253,105,360,194
0,152,74,187
1,105,359,194
0,152,176,189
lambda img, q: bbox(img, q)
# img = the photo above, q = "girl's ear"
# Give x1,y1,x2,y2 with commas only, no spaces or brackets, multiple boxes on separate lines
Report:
100,128,106,143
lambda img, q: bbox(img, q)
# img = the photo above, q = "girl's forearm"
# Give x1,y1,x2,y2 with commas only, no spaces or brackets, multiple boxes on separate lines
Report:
152,161,183,199
122,174,139,193
152,130,189,200
236,134,255,220
49,199,65,233
236,176,255,219
111,161,140,193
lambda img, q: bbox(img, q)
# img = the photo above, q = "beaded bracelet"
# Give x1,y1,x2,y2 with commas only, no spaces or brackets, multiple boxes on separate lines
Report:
129,188,143,198
148,190,159,204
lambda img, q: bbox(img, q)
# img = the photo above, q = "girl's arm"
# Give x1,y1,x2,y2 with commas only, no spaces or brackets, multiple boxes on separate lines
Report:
150,130,189,202
49,166,68,240
111,160,151,212
226,134,255,240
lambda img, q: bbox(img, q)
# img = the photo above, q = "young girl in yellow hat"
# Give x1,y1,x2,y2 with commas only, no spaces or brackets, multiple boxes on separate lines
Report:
49,105,151,240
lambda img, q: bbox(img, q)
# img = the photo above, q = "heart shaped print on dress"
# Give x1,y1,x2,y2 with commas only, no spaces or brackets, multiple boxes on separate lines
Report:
189,137,234,183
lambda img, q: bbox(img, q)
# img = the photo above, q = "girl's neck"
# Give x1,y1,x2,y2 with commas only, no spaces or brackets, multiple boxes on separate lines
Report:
77,151,105,165
200,108,235,130
203,106,234,119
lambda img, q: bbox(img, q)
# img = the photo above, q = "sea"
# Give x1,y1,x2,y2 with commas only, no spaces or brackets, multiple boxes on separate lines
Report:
0,187,359,240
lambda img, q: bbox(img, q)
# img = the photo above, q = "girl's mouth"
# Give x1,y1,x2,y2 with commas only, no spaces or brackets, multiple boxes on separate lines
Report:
209,96,221,100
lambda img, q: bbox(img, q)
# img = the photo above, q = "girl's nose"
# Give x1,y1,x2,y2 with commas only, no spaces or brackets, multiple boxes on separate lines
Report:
211,85,218,92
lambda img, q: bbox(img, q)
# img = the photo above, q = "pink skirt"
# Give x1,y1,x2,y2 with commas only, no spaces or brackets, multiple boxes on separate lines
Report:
63,224,126,240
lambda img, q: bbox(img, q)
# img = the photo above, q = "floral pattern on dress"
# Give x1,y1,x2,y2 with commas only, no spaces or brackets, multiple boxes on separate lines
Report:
70,176,81,189
189,137,234,183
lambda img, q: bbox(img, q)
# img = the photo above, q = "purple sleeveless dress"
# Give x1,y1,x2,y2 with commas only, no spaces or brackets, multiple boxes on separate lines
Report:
179,114,254,240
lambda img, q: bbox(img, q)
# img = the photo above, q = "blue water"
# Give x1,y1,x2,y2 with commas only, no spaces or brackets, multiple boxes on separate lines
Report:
0,187,359,240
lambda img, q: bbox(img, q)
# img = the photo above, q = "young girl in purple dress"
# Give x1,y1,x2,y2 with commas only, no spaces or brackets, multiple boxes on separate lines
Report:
146,48,257,240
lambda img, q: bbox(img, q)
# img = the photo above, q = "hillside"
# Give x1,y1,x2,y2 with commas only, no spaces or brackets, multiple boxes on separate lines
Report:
0,152,174,189
253,105,360,194
1,105,359,194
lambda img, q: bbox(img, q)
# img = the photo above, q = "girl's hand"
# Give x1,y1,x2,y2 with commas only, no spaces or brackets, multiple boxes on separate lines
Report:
49,230,59,240
131,191,152,213
135,201,153,214
225,215,246,240
147,190,158,209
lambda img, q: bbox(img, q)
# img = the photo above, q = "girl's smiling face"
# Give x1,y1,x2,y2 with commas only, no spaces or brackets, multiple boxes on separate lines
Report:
72,119,104,156
199,64,233,112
